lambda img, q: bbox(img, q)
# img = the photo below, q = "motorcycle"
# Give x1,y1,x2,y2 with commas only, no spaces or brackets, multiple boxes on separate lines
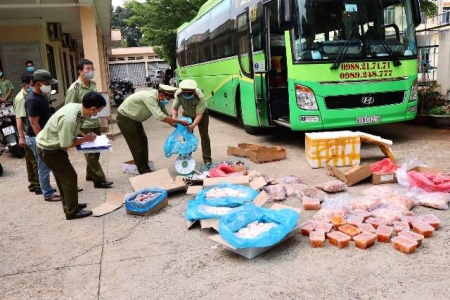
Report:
110,79,124,106
49,90,57,114
0,103,25,158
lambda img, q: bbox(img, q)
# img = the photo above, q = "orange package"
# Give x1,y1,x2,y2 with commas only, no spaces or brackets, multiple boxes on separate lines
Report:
301,221,318,236
327,231,351,249
391,236,418,254
421,214,440,230
365,217,388,229
330,215,346,230
349,209,371,221
346,214,364,227
339,224,361,238
376,225,394,243
310,231,325,248
393,221,410,233
412,221,435,238
398,230,424,247
358,223,376,234
315,223,333,236
353,232,377,249
303,197,321,210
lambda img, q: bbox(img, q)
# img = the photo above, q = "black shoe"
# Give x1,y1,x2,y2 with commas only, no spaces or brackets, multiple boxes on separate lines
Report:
77,187,83,192
94,181,113,189
66,209,92,220
34,188,43,195
86,178,93,182
78,203,87,209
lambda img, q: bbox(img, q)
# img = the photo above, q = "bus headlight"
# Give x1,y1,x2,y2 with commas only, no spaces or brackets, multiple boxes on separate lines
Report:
295,84,318,110
409,79,418,102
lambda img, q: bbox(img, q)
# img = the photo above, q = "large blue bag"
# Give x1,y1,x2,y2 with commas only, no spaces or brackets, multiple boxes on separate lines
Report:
125,187,168,214
194,183,258,207
185,198,236,221
218,202,299,248
164,117,198,157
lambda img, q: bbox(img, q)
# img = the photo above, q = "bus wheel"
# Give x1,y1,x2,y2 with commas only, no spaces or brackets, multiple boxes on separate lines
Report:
236,92,261,135
244,125,261,135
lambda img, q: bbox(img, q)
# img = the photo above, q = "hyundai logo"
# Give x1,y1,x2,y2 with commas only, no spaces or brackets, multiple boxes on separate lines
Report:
361,96,375,105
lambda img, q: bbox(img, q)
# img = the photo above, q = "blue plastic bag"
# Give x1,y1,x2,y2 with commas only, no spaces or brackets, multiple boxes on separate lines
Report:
164,117,198,157
185,198,236,221
194,183,259,207
218,202,299,248
125,187,168,214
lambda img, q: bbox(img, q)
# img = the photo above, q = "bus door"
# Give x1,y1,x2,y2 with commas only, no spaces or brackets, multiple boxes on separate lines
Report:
264,1,289,124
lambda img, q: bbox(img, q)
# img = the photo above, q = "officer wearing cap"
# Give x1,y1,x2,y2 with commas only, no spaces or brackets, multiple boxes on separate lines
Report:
37,91,107,220
65,58,113,189
172,79,212,166
117,85,189,174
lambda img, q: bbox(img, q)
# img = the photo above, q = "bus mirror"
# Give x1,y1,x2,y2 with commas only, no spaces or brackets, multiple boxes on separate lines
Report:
278,0,294,31
411,0,422,26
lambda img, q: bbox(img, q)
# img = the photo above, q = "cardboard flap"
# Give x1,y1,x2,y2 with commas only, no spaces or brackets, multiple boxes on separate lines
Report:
92,191,124,217
249,176,267,190
186,220,196,229
129,168,187,192
329,164,372,186
253,191,269,207
186,185,203,195
200,219,219,231
203,175,249,186
208,234,237,249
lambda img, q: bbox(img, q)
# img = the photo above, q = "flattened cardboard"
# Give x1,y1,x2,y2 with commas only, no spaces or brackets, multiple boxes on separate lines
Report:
203,175,249,187
129,168,187,192
126,197,168,216
92,191,124,217
329,164,372,186
186,185,203,195
249,176,268,190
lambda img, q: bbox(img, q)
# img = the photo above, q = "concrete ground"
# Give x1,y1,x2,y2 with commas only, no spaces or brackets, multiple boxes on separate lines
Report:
1,90,450,299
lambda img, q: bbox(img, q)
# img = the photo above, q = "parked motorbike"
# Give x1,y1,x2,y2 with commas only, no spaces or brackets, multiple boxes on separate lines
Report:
49,90,57,114
110,79,125,106
0,102,25,158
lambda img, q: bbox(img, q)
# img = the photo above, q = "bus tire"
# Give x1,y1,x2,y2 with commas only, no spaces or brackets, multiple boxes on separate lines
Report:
244,125,261,135
236,90,261,135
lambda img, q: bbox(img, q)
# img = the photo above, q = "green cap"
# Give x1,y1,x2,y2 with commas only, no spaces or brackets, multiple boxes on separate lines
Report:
33,69,58,84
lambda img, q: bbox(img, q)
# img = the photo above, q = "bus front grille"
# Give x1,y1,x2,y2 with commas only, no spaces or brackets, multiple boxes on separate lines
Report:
324,91,405,109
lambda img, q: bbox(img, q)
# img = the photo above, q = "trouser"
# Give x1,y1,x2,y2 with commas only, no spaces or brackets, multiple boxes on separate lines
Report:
116,112,150,174
80,127,106,182
24,143,40,191
38,147,78,218
184,111,212,164
25,136,54,198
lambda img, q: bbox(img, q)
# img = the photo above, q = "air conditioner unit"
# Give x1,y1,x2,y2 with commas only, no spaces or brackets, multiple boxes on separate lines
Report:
62,33,73,48
48,23,62,41
70,39,78,52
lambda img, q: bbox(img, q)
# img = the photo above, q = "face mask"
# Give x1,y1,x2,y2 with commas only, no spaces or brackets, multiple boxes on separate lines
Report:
0,72,3,77
40,84,52,94
85,71,94,80
27,87,33,94
183,94,194,100
27,67,34,73
160,99,170,106
90,115,100,120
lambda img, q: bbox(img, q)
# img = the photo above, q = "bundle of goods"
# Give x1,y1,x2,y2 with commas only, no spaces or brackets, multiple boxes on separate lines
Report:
125,187,168,215
369,158,400,175
208,158,249,177
218,202,299,248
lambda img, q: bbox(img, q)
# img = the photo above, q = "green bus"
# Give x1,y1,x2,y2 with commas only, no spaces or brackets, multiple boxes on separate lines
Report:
176,0,422,134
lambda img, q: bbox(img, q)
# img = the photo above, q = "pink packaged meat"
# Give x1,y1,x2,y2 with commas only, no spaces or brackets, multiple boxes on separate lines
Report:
310,231,325,248
383,194,416,210
339,224,361,238
358,223,376,234
299,188,327,202
400,216,423,228
302,197,321,210
392,236,418,254
301,221,318,236
350,209,372,221
365,217,388,229
393,221,410,233
398,230,424,247
315,180,347,193
314,223,333,236
327,231,351,249
421,214,441,230
412,221,435,238
349,196,383,212
417,192,450,210
346,214,364,227
362,185,396,198
284,183,309,198
263,184,286,201
376,225,394,243
353,232,377,249
370,207,403,225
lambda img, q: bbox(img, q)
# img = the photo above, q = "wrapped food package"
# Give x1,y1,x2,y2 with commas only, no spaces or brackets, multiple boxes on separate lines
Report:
310,231,325,248
314,196,351,223
327,231,351,249
384,194,416,210
417,192,450,210
263,184,286,201
358,223,376,234
353,232,377,249
299,188,327,202
284,183,309,198
235,221,277,239
370,207,403,225
274,175,306,185
365,217,388,229
315,180,347,193
330,215,346,230
421,214,441,230
314,223,333,236
362,185,396,198
393,221,410,233
346,214,364,227
412,221,435,238
349,196,383,212
392,236,418,254
338,224,362,238
302,197,321,210
376,225,394,243
369,158,400,174
301,221,318,236
398,230,424,247
350,209,371,221
400,216,423,228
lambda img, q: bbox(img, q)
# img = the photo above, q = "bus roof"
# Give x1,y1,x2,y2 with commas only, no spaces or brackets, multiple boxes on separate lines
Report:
177,0,222,33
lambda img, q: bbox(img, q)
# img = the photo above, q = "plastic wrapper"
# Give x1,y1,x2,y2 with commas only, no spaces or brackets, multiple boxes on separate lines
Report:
302,197,321,210
284,183,309,198
235,221,277,238
349,196,383,212
300,220,318,236
370,207,404,225
185,199,237,221
350,209,371,220
393,221,410,233
412,221,435,238
218,203,299,248
421,214,440,230
357,223,376,234
395,158,427,187
376,225,394,243
299,188,327,202
125,187,168,215
327,231,351,248
263,184,286,201
164,117,197,157
383,194,416,210
346,214,364,227
392,236,418,254
353,232,377,249
338,224,361,238
315,180,347,193
369,158,400,174
362,185,396,198
400,216,422,228
209,163,240,178
398,230,424,247
195,183,258,207
313,195,351,222
417,192,450,210
310,231,325,248
330,215,346,230
314,222,333,235
273,175,305,185
365,217,387,229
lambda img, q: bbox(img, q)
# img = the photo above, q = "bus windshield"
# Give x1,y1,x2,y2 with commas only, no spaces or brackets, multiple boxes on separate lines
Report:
292,0,417,63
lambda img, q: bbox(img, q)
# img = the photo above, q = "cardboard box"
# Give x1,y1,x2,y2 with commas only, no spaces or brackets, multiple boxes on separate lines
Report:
328,164,372,186
372,173,397,185
208,203,301,259
227,143,286,163
92,191,124,217
187,176,267,196
305,131,361,168
129,168,186,192
122,160,156,175
126,196,169,216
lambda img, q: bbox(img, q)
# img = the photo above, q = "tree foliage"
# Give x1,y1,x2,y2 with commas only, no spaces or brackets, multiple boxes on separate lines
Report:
125,0,207,68
112,5,143,47
420,0,439,19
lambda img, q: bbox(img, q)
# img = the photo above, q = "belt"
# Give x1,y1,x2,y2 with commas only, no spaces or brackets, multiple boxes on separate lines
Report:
37,147,65,154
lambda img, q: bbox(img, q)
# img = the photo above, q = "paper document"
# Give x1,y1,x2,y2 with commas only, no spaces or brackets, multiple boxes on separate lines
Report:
77,135,111,150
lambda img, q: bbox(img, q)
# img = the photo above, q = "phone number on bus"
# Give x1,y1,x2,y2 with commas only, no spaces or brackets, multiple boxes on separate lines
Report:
339,70,393,79
341,62,392,71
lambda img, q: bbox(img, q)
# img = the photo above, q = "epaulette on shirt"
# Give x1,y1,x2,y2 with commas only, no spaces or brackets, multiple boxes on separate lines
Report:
73,82,81,90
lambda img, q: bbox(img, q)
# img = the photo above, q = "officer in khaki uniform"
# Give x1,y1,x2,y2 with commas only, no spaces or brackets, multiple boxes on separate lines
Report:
65,58,112,189
0,69,14,104
13,74,40,193
172,79,212,165
37,91,107,220
117,85,189,174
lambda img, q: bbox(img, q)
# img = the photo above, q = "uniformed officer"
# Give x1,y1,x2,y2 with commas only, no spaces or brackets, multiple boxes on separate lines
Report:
65,58,113,189
172,79,212,166
36,91,107,220
0,69,14,104
14,74,40,194
117,85,189,174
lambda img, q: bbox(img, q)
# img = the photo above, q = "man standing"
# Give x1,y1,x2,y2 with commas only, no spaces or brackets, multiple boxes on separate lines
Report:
172,79,212,166
65,59,112,189
0,69,14,104
25,69,60,202
37,91,107,220
14,74,41,194
25,61,35,75
117,85,189,174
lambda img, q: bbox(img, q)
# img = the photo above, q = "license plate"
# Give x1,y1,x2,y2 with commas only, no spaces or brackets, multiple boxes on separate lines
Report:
2,125,15,135
356,116,381,124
